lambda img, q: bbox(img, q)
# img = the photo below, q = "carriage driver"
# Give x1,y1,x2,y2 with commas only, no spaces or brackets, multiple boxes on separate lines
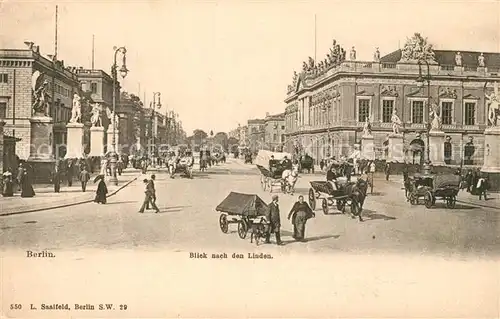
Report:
281,156,292,169
326,165,339,191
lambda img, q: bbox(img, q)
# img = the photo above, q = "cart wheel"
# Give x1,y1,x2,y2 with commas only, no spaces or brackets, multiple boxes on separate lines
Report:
424,191,434,209
308,188,316,210
446,196,456,209
316,191,321,199
322,198,328,214
237,220,248,239
219,214,228,234
336,199,345,212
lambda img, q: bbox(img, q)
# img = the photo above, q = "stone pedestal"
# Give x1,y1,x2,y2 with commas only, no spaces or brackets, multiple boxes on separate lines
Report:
27,116,55,183
90,126,105,157
0,120,5,173
481,126,500,191
388,133,404,162
428,129,446,166
106,128,120,155
65,122,85,159
361,134,375,160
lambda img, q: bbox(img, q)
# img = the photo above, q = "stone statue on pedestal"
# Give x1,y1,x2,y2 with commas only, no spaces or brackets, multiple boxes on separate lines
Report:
485,82,500,126
391,109,402,134
455,52,462,66
31,71,50,116
350,46,356,61
429,103,442,131
69,93,82,123
90,103,102,127
373,47,380,62
478,53,485,67
362,117,372,137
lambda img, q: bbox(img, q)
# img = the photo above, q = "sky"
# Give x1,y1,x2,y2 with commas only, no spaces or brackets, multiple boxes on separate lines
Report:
1,0,499,135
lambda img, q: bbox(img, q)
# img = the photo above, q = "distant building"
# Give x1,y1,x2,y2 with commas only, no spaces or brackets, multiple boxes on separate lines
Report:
264,112,285,151
247,118,265,152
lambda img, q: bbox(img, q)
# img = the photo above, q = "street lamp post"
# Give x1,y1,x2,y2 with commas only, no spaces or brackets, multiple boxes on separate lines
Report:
416,59,431,165
109,46,128,186
151,92,161,159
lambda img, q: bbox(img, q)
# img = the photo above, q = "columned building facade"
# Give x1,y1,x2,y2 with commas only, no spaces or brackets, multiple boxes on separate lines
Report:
284,34,500,166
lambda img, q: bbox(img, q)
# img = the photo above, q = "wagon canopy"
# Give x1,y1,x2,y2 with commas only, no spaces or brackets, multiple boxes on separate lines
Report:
215,192,269,216
433,174,461,190
254,150,292,168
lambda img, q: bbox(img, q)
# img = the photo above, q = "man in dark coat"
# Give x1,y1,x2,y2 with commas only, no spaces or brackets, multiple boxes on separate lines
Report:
66,160,74,187
146,174,157,210
464,136,475,165
139,178,160,213
287,195,315,241
52,164,61,193
265,195,283,245
79,167,91,192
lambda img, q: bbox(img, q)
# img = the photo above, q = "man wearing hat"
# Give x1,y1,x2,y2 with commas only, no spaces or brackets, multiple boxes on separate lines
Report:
265,195,283,245
444,135,452,165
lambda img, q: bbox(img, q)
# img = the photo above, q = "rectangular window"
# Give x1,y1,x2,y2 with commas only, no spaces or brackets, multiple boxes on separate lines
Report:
0,74,8,83
357,99,370,122
91,82,97,93
0,102,6,119
382,99,394,123
281,134,285,142
411,100,424,124
464,102,476,125
273,133,277,142
281,125,285,130
441,102,453,125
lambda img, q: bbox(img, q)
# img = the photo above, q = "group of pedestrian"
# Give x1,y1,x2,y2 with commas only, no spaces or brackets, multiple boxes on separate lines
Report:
1,163,35,198
51,161,91,193
264,194,315,245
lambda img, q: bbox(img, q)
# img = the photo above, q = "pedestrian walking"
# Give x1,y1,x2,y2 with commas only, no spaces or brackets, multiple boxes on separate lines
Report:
94,175,108,204
79,167,91,192
145,174,157,210
52,164,61,193
385,162,391,181
319,159,325,171
287,195,315,241
265,195,283,245
20,167,35,198
138,178,160,213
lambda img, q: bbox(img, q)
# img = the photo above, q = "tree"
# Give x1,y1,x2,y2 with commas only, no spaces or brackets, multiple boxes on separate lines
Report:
213,132,229,150
192,129,208,146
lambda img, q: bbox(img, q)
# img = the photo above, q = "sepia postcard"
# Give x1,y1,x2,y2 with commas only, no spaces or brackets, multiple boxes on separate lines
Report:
0,0,499,317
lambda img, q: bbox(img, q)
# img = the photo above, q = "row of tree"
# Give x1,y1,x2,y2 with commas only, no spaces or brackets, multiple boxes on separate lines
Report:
186,129,239,151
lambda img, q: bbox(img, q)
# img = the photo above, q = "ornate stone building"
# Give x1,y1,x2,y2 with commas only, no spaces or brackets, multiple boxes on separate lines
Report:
0,46,80,161
247,118,265,152
284,33,500,166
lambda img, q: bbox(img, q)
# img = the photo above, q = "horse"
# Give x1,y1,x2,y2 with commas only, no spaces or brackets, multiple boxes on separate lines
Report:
281,167,299,194
343,178,369,221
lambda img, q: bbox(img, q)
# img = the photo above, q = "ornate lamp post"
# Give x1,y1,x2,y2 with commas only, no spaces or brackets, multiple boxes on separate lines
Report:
109,46,128,185
151,92,161,157
416,58,431,166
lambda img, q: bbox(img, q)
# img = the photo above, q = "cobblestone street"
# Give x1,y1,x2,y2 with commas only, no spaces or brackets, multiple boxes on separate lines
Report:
1,159,498,257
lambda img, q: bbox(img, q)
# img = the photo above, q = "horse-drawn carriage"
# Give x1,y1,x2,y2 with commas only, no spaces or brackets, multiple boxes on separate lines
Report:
298,154,314,173
405,173,460,208
257,164,288,193
216,192,270,245
255,150,296,194
308,178,368,221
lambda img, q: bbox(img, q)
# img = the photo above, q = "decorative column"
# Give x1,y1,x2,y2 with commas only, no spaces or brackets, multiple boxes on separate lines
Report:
428,129,446,166
361,134,375,160
90,126,105,157
0,120,4,173
388,133,404,162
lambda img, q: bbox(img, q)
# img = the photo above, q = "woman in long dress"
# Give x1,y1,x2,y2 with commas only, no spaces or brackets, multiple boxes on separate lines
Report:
287,195,315,241
94,175,108,204
20,169,35,198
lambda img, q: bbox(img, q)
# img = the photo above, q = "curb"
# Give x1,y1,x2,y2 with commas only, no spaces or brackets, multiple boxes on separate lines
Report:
0,175,140,217
455,200,500,210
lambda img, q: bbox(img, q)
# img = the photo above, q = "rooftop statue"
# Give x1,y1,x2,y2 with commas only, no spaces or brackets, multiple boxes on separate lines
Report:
478,53,485,67
362,116,372,137
373,47,380,62
455,52,462,66
349,46,356,61
308,56,315,70
399,33,436,63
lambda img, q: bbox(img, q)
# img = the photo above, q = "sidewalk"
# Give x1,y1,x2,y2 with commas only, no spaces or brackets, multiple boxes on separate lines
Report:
0,169,141,216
